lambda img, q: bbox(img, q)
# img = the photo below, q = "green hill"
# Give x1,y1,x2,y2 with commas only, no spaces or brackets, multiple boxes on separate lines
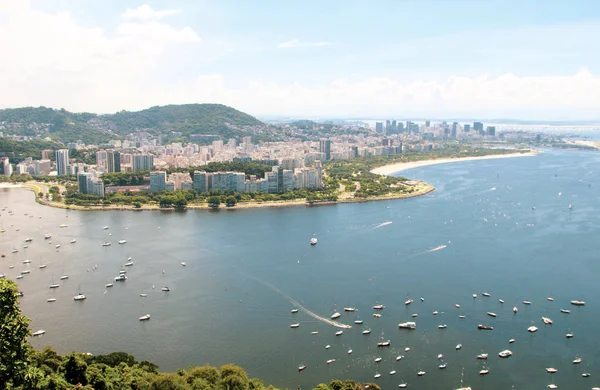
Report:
0,104,266,144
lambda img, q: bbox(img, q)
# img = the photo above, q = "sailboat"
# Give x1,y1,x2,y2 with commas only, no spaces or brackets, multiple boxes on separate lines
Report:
74,285,86,301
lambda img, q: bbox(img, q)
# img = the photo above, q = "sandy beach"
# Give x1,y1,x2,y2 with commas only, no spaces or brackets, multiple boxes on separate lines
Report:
371,151,538,176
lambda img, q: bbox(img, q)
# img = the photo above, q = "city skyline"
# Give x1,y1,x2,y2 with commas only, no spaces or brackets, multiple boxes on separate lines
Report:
1,1,600,119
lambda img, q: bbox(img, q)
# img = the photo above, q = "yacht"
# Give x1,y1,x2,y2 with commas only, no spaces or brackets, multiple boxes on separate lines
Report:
331,312,341,319
12,249,18,253
476,353,489,359
291,309,299,313
103,226,109,230
487,312,497,317
374,373,381,379
60,275,68,280
456,344,462,350
326,359,335,364
377,340,391,347
389,370,396,375
347,349,352,354
438,354,443,359
354,320,363,324
566,333,574,338
310,238,317,245
438,324,447,329
472,293,477,298
373,304,384,310
44,234,51,239
362,329,371,335
70,239,76,243
25,237,33,242
124,261,134,267
478,324,493,330
499,299,505,304
74,294,86,301
404,347,411,352
479,368,489,375
571,300,586,306
102,242,111,246
513,306,518,313
47,298,56,303
560,309,571,314
509,338,515,343
396,355,404,361
527,325,538,333
573,357,582,364
16,275,23,279
297,365,306,372
140,294,148,297
325,345,331,349
542,317,553,325
180,262,186,266
375,357,382,363
335,330,343,336
114,274,127,282
105,282,114,288
399,322,416,330
433,311,439,315
547,297,554,301
118,240,127,244
39,264,47,269
547,385,557,389
546,368,558,373
55,244,60,249
499,349,513,358
139,314,151,321
582,373,590,377
22,259,31,264
32,330,46,336
455,304,461,308
343,307,356,312
482,292,491,297
161,286,170,292
21,270,31,274
412,313,419,317
523,300,532,305
398,383,407,388
49,284,60,289
405,298,414,305
439,362,448,369
290,323,300,328
417,371,426,376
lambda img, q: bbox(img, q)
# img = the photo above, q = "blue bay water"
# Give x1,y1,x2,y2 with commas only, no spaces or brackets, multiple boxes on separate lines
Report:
1,149,600,389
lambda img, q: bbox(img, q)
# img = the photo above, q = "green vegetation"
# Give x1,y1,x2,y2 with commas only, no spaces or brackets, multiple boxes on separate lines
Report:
0,138,59,164
0,104,268,144
1,278,379,390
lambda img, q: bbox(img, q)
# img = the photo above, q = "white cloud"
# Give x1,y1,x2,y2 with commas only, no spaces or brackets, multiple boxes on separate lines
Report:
121,4,180,21
277,39,331,48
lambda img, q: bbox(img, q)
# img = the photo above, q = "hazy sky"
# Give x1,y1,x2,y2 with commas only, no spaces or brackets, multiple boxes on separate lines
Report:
1,0,600,119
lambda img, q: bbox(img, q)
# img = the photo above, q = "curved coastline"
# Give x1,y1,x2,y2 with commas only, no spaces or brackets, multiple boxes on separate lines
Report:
370,151,538,176
3,180,436,211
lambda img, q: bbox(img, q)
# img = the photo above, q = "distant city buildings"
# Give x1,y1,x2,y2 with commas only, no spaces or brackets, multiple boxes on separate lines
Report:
55,149,69,176
77,172,105,197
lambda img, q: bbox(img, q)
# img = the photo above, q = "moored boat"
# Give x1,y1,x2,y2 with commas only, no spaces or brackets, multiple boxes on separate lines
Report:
139,314,151,321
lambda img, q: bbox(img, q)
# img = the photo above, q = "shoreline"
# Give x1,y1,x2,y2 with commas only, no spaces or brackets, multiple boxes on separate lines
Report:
370,151,538,176
3,181,436,212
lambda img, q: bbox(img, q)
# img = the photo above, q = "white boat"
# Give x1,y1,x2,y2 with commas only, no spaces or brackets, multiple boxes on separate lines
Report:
412,313,418,317
32,330,46,336
354,320,363,324
396,355,404,361
566,333,574,338
399,322,416,330
291,309,299,313
325,345,330,349
377,340,391,347
118,240,127,244
479,368,489,375
59,224,67,228
124,262,134,267
335,330,343,336
49,284,60,289
374,373,381,379
373,304,384,310
16,275,23,279
438,324,447,329
478,324,493,330
140,293,148,297
25,237,33,242
476,353,488,359
103,226,109,230
12,249,18,253
344,307,356,312
389,370,396,375
509,338,515,343
102,242,111,246
347,349,352,354
527,325,538,333
180,262,186,266
74,294,86,301
55,245,60,249
542,316,553,325
582,373,590,377
560,309,570,314
23,259,31,264
161,286,170,292
404,347,411,352
297,365,306,372
523,300,532,305
139,314,151,321
439,362,448,369
21,270,31,274
573,357,582,364
362,329,371,335
472,293,477,298
513,306,518,313
571,300,585,306
398,383,407,388
438,354,443,359
70,239,76,243
44,234,51,239
433,311,439,315
290,323,300,328
405,299,414,305
459,315,465,319
373,313,381,318
455,304,461,308
310,238,317,245
547,297,554,301
114,274,127,282
498,299,504,304
417,371,426,376
482,292,491,297
456,344,462,350
105,282,113,288
499,349,513,358
487,312,497,317
60,275,68,280
39,264,47,269
546,368,558,373
326,359,335,364
23,245,28,249
375,357,382,363
331,312,341,319
47,298,56,303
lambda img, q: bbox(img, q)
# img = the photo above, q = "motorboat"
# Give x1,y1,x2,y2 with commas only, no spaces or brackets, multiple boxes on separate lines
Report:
373,304,384,310
25,237,33,242
528,326,538,333
482,292,491,297
389,370,396,375
70,239,76,243
472,293,477,298
60,275,68,280
47,298,56,303
547,297,554,301
499,299,505,304
114,274,127,282
39,264,47,269
59,224,67,228
102,242,111,246
16,275,23,279
23,259,31,264
362,329,371,335
23,245,28,249
374,373,381,379
140,294,148,297
487,312,497,317
542,317,553,325
354,320,363,324
478,324,493,330
437,354,443,359
139,314,151,321
433,311,439,315
55,245,60,249
21,270,31,274
417,371,426,376
32,330,46,336
546,368,558,373
405,299,414,305
523,300,532,305
310,238,317,245
311,331,318,335
44,234,51,239
438,324,447,329
335,330,343,336
348,349,352,354
326,359,335,364
404,347,411,352
161,286,170,292
180,262,186,266
325,345,331,349
571,300,586,306
479,368,489,375
547,385,557,389
566,333,574,338
74,294,86,301
439,362,448,369
396,355,404,361
297,365,306,372
118,240,127,244
49,284,60,289
331,312,341,319
412,313,418,317
499,349,513,358
477,353,489,359
513,306,518,313
420,297,424,301
456,344,462,350
290,323,300,328
373,313,381,318
398,383,407,388
573,357,582,364
377,340,391,347
124,262,134,267
509,338,515,343
12,249,18,253
103,226,109,230
560,309,570,314
291,309,298,313
344,307,356,312
582,373,590,377
375,357,382,363
455,304,461,308
399,322,416,330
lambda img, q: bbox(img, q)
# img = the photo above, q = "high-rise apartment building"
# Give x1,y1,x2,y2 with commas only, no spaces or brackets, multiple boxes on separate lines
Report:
132,154,154,172
149,171,167,192
55,149,69,176
375,122,383,134
319,140,332,161
193,171,208,193
107,151,121,173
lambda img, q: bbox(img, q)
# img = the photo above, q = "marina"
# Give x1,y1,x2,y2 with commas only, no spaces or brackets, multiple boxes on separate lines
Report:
1,149,599,389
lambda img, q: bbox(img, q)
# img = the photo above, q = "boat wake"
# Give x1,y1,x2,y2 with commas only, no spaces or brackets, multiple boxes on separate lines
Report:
427,245,447,253
373,221,393,229
250,277,352,329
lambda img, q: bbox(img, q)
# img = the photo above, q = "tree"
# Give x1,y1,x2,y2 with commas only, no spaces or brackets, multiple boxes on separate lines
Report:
0,279,31,387
173,198,188,210
60,352,88,385
226,196,237,207
207,196,221,208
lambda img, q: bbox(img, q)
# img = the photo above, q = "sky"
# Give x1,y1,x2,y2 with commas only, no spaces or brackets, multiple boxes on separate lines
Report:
1,0,600,120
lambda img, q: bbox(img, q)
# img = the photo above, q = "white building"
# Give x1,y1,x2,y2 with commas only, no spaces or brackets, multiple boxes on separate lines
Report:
55,149,69,176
